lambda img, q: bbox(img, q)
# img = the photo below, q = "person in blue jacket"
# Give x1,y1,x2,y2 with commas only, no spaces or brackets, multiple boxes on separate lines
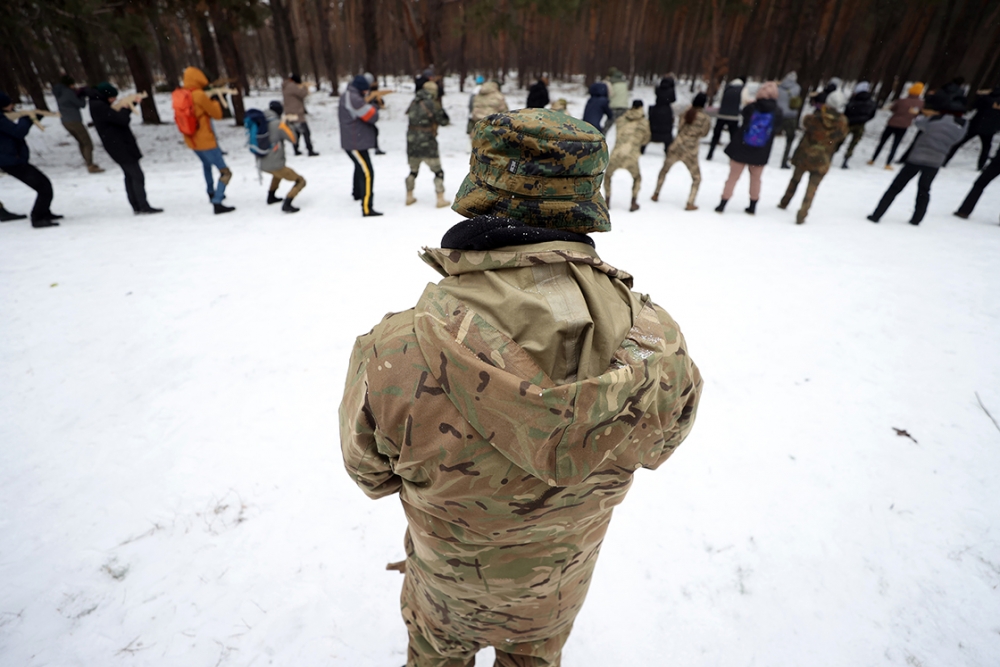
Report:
583,82,613,133
0,91,61,228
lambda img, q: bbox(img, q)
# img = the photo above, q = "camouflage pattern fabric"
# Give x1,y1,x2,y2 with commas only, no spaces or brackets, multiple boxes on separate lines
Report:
791,105,849,175
452,109,611,234
779,165,825,223
654,108,711,206
407,156,445,194
470,82,509,132
340,243,702,666
604,108,651,200
408,88,451,159
842,123,865,159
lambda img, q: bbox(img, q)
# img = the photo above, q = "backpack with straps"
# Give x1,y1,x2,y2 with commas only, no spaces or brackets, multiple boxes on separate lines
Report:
743,110,776,148
172,89,198,137
244,109,271,156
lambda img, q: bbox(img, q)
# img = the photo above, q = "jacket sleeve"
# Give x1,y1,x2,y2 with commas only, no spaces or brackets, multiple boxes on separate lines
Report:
0,115,32,139
914,115,929,131
339,330,402,500
436,103,451,126
103,107,133,127
193,90,223,120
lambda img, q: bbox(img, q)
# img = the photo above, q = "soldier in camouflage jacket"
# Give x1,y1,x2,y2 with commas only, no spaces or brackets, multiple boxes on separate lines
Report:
779,92,849,224
604,101,652,212
340,109,702,667
652,92,711,210
406,81,451,207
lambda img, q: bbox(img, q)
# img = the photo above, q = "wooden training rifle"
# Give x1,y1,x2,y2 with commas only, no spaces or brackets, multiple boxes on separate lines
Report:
112,92,148,114
205,86,239,111
4,109,61,131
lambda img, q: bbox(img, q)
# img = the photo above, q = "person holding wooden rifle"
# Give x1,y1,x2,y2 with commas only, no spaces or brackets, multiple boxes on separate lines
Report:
174,67,235,214
365,72,389,155
0,91,62,227
283,74,318,157
53,74,104,173
90,82,162,215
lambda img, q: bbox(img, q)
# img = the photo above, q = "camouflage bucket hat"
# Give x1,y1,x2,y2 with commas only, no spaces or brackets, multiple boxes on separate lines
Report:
452,108,611,233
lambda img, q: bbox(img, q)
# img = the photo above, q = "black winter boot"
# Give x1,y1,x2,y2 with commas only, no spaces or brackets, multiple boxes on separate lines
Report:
745,200,758,215
0,205,27,222
267,190,283,205
282,198,300,213
630,197,640,212
842,157,850,169
715,198,728,213
214,203,236,215
137,206,163,215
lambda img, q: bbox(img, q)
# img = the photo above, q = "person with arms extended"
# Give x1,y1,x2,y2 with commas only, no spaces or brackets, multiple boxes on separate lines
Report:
777,71,802,169
53,75,103,173
0,91,62,228
778,91,848,224
405,81,450,208
652,92,711,210
648,75,677,152
175,67,234,214
583,81,613,132
869,83,924,170
839,81,877,169
604,100,651,212
716,81,782,215
943,84,1000,170
707,77,744,160
339,74,381,216
256,101,306,213
283,74,318,157
868,95,967,225
340,107,702,667
89,82,162,215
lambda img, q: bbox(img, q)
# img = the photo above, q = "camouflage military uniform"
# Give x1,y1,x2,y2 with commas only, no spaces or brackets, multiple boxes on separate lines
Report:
604,108,651,204
340,110,702,667
407,86,451,194
652,108,711,208
469,82,509,138
779,105,849,223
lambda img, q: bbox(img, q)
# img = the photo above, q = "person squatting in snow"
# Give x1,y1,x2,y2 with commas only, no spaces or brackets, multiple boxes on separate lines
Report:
340,108,702,667
255,101,306,213
0,90,62,227
405,81,451,208
651,92,711,211
604,100,651,212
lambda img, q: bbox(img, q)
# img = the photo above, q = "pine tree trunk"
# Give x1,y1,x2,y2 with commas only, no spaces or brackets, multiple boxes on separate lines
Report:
273,0,301,76
207,3,246,125
457,0,467,92
121,44,162,124
70,22,107,85
361,0,378,74
313,0,339,95
192,11,221,80
149,5,181,89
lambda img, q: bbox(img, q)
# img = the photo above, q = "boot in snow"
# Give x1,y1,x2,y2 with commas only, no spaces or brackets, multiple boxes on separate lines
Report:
630,197,640,212
31,216,60,228
87,164,105,173
745,200,758,215
884,165,894,171
867,214,880,223
436,192,449,208
267,191,283,205
685,203,698,211
866,160,875,166
651,191,660,202
308,150,320,157
137,206,163,215
715,199,728,213
282,198,300,213
795,211,807,225
406,191,417,206
363,209,384,217
0,205,27,222
841,158,849,169
214,203,236,215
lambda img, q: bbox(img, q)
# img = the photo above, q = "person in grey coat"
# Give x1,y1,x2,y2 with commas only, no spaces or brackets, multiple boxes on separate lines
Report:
868,96,968,225
53,75,103,173
259,101,306,213
339,75,381,216
777,71,801,168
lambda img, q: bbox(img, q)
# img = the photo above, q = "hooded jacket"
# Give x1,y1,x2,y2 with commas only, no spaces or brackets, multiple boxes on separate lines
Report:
887,95,924,129
844,91,877,126
583,83,613,131
649,78,676,144
526,80,550,109
611,107,652,160
668,107,711,159
907,114,967,167
406,87,450,158
969,89,1000,136
0,114,33,167
724,98,782,165
791,105,849,174
257,109,296,173
181,67,223,151
470,81,509,127
609,73,630,109
718,80,744,120
340,232,701,648
53,83,86,124
777,73,801,119
282,79,308,118
339,82,379,151
89,91,142,164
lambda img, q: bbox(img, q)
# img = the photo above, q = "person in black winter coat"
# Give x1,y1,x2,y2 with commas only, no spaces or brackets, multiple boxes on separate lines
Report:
944,86,1000,170
0,90,61,227
648,76,676,149
839,81,877,168
90,82,161,215
716,81,782,215
526,77,550,109
707,78,744,160
583,82,613,133
954,153,1000,220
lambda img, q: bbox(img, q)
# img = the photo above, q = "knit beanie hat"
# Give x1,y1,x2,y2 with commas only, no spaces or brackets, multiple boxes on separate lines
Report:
756,81,779,100
59,74,75,87
825,90,848,113
453,108,611,234
908,82,924,96
730,78,744,87
290,74,302,84
0,91,12,108
692,92,707,107
631,99,644,108
363,72,375,86
269,100,283,115
423,81,439,96
95,81,118,99
351,75,370,91
854,81,870,94
550,98,568,111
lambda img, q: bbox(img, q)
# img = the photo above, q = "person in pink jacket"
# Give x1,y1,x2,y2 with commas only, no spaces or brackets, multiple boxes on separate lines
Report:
868,83,924,170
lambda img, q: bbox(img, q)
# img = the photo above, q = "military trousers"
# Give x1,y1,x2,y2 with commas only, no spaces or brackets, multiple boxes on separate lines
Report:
654,150,701,207
62,120,95,167
406,156,444,193
605,154,642,201
841,124,865,159
265,166,306,199
779,166,825,223
779,116,798,167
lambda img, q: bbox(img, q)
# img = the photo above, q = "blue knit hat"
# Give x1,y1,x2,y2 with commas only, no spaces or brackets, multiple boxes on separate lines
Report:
352,75,370,92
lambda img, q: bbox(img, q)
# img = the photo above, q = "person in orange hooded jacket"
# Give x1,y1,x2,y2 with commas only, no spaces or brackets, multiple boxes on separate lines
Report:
182,67,235,214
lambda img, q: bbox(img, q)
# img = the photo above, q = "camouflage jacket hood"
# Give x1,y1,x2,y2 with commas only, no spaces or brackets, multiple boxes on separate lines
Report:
415,244,683,486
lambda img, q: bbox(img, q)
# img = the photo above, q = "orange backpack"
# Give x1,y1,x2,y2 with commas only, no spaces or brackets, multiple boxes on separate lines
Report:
171,89,198,136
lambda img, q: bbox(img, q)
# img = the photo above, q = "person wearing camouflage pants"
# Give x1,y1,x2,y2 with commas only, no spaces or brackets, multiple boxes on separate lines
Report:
340,109,702,667
604,101,651,211
406,81,450,208
652,93,711,210
779,93,849,224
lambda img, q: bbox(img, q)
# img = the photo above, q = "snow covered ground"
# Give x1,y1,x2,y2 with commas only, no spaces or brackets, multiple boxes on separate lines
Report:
2,78,999,667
